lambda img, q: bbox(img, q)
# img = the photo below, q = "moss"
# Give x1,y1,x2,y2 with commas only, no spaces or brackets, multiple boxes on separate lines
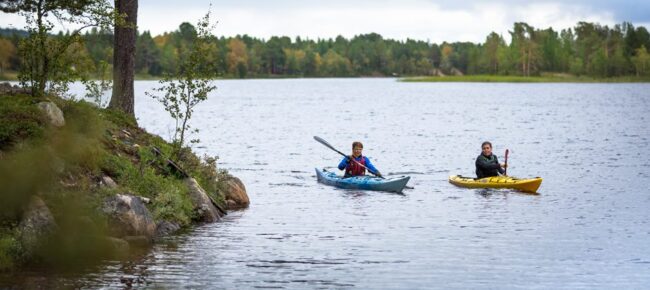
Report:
101,108,138,129
0,94,47,150
0,231,22,272
99,147,195,225
0,92,234,270
152,182,194,225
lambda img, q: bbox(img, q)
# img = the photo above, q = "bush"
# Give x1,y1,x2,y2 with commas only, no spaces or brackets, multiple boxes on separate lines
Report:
100,147,195,225
0,94,46,150
0,231,23,272
152,183,194,225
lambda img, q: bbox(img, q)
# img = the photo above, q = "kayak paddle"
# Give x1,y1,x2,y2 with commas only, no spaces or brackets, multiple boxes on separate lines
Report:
313,136,414,189
504,149,509,176
314,136,382,177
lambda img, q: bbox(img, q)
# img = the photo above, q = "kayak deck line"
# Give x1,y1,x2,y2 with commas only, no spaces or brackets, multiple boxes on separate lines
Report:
316,168,410,193
448,175,542,193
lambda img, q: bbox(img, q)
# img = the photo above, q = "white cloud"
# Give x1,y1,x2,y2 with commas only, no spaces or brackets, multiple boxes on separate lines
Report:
0,0,628,43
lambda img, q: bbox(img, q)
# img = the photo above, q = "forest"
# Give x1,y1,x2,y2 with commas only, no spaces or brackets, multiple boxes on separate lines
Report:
1,21,649,79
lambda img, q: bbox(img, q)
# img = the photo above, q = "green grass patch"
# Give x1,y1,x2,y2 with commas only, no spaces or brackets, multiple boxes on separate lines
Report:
99,147,195,225
0,94,47,150
0,71,19,81
0,230,22,272
0,91,231,270
400,74,650,83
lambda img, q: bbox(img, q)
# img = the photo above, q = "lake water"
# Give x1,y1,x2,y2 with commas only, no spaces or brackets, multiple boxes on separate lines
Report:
6,79,650,288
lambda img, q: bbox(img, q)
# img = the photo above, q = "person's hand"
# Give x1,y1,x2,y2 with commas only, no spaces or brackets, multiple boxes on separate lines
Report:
375,171,383,178
501,163,507,168
347,155,354,162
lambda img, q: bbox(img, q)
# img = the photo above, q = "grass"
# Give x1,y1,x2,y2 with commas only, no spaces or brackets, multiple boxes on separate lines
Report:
0,71,18,81
400,74,650,83
0,92,230,271
0,230,22,272
0,94,47,150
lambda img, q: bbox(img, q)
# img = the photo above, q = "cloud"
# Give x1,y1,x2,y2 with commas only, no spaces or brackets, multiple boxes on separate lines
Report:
0,0,644,43
136,0,622,42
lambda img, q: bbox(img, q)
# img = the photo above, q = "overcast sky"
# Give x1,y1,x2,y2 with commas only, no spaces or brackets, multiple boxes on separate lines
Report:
1,0,649,43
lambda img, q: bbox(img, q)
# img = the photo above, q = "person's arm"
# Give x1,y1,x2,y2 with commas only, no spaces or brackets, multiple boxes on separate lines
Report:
364,157,381,176
338,156,349,170
494,156,505,175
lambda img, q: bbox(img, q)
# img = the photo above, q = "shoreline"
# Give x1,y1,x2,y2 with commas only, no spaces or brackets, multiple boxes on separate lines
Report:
4,73,650,83
0,83,250,272
399,75,650,83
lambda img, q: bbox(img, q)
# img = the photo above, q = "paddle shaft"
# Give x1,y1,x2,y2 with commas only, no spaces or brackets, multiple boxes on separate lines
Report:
504,149,509,176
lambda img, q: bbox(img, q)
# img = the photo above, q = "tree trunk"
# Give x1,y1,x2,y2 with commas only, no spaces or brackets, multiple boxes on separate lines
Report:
109,0,138,119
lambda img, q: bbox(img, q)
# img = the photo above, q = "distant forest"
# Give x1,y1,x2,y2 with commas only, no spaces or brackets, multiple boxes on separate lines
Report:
1,21,649,78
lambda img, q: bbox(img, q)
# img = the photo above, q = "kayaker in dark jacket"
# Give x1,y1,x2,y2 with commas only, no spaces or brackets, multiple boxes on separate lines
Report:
338,141,381,177
475,141,507,178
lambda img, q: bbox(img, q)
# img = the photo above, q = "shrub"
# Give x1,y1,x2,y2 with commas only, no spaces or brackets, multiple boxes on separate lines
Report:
0,94,46,150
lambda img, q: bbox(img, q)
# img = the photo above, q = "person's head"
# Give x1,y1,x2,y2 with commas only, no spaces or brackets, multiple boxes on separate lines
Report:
352,141,363,157
481,141,493,156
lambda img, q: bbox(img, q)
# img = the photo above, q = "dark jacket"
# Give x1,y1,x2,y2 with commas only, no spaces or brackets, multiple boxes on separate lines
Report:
475,154,505,178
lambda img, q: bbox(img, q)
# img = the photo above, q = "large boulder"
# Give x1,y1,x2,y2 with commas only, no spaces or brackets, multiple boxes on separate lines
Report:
18,196,59,256
222,176,249,209
102,194,156,239
37,101,65,127
155,220,181,237
185,177,221,222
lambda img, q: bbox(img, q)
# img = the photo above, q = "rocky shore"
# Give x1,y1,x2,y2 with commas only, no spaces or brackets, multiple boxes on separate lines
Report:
0,82,249,270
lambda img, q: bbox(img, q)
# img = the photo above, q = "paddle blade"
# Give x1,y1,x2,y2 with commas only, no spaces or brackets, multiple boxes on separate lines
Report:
313,136,330,147
314,136,346,157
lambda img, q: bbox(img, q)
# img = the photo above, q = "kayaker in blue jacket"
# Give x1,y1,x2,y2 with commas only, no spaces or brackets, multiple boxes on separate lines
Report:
475,141,507,178
338,141,382,178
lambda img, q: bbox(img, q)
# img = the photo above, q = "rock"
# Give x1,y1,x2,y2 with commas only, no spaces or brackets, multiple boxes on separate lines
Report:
102,194,156,238
37,102,65,127
155,221,181,237
105,237,129,256
101,175,118,189
18,196,59,256
222,176,250,209
184,177,221,222
451,67,464,76
0,82,29,95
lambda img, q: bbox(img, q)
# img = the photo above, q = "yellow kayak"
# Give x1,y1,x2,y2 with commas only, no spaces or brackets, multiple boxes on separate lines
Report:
448,175,542,193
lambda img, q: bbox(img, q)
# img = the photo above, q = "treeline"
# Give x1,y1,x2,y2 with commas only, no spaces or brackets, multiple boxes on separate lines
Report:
1,21,650,78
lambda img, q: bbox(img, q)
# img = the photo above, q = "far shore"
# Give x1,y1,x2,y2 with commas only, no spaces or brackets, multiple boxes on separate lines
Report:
3,73,650,83
399,75,650,83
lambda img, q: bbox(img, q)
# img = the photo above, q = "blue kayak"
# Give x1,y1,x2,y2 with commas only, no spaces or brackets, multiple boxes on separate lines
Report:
315,168,410,193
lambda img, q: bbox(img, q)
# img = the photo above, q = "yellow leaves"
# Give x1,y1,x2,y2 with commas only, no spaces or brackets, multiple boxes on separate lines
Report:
441,44,453,59
0,38,16,73
226,38,248,75
632,45,650,76
153,34,171,48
